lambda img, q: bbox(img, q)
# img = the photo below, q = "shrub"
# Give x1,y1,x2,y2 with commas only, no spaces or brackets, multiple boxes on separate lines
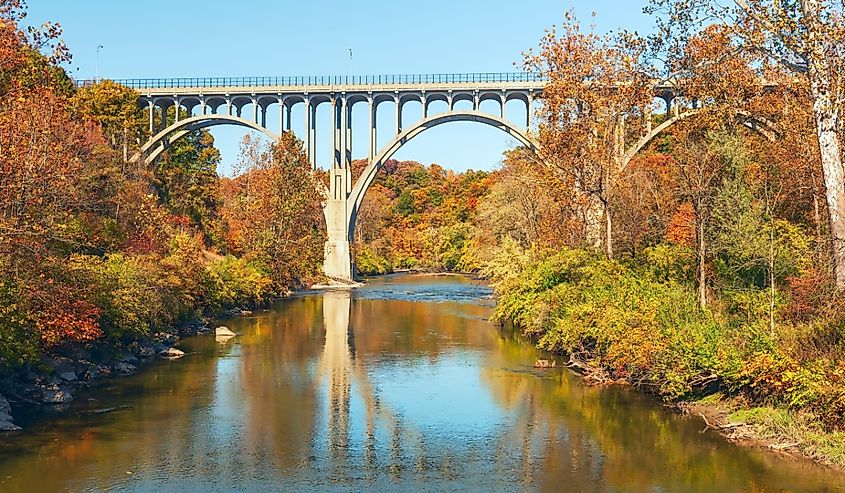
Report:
203,256,274,310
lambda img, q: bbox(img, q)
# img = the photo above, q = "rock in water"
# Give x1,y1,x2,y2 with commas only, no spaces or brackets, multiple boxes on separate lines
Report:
114,362,137,374
58,370,77,382
534,359,557,368
42,388,73,404
215,326,236,337
0,393,11,416
158,347,185,359
0,413,21,431
0,394,19,430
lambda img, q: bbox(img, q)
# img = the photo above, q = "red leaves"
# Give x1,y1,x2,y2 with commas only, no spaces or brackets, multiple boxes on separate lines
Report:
665,203,696,247
37,299,102,349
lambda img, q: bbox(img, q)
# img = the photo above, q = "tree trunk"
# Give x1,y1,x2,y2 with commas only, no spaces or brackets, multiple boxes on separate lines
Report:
697,199,707,309
585,194,604,250
604,198,613,258
810,74,845,290
803,0,845,290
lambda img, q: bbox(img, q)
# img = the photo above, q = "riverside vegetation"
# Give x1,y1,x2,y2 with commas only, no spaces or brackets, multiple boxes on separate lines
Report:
3,0,845,473
0,2,324,423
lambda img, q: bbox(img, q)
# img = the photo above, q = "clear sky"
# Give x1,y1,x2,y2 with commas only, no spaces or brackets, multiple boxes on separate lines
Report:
25,1,652,175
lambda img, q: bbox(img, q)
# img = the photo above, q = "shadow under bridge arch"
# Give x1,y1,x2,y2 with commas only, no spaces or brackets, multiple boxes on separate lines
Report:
132,114,280,166
346,110,538,237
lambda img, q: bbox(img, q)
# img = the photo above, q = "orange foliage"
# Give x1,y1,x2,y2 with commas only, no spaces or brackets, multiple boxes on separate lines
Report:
665,203,696,247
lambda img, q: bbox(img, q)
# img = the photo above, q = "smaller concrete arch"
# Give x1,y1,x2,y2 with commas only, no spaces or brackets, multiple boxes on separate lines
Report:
450,92,475,110
424,92,449,114
478,91,503,105
204,96,228,114
133,114,281,166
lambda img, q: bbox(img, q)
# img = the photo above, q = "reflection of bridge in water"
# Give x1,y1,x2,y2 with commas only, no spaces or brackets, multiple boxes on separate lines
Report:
315,288,555,485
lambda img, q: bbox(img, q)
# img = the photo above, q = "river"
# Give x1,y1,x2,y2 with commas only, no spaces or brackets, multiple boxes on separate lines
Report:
0,274,842,492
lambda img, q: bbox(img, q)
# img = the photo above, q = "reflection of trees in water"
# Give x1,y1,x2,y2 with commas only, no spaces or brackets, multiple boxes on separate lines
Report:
1,286,842,492
480,329,836,493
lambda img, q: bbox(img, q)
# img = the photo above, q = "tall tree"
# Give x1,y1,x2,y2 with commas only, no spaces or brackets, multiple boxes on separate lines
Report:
645,0,845,288
524,12,652,257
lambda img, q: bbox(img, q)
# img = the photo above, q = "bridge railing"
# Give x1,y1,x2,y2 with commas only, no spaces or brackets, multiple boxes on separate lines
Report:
75,72,547,89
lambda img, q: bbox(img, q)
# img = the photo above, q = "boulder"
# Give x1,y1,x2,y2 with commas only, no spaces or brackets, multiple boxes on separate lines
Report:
154,332,179,345
58,369,77,382
114,362,137,374
158,347,185,359
117,352,138,364
0,412,21,432
534,359,557,368
42,387,73,404
215,326,236,337
0,393,11,416
136,345,155,359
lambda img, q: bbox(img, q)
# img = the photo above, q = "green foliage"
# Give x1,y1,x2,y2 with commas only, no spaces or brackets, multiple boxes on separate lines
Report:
487,245,845,412
155,117,223,246
638,244,696,283
203,256,274,310
69,253,182,341
0,279,38,367
355,244,393,276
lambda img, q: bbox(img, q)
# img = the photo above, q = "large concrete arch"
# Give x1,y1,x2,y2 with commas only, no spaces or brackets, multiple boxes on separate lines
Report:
133,114,280,165
345,110,537,241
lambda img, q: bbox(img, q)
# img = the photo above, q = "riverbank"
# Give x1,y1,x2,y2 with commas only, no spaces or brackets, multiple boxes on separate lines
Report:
676,395,845,470
488,245,845,471
555,351,845,470
0,318,213,430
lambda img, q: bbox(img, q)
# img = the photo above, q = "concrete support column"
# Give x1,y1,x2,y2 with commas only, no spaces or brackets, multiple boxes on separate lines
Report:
252,98,258,124
305,97,314,168
343,95,352,170
173,98,180,122
285,102,292,132
332,96,341,172
422,92,427,118
200,98,207,116
226,98,232,117
501,92,507,118
277,98,284,132
148,101,154,134
473,91,479,111
395,94,402,134
368,97,375,162
526,93,534,130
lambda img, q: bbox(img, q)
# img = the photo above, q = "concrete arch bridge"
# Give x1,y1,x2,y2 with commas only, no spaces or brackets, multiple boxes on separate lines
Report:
86,73,775,281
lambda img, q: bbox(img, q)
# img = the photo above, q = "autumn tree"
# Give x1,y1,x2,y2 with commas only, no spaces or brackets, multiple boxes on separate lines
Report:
645,0,845,289
524,11,653,257
221,133,325,288
71,79,145,161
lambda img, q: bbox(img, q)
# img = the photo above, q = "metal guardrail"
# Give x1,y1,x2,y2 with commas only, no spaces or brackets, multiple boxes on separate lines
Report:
75,72,547,89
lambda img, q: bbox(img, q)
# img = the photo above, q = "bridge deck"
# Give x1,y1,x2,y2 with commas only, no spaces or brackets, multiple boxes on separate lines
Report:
77,73,548,95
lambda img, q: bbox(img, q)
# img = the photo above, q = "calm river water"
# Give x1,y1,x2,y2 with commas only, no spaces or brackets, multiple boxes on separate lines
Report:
0,274,843,492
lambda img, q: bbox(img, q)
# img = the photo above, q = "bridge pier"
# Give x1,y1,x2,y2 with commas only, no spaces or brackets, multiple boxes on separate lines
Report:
323,197,354,282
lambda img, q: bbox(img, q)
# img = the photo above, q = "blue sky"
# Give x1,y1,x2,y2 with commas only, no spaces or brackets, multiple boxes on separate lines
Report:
26,1,652,175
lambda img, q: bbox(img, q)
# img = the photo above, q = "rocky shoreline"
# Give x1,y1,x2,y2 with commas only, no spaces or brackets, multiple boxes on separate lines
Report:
0,313,247,432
